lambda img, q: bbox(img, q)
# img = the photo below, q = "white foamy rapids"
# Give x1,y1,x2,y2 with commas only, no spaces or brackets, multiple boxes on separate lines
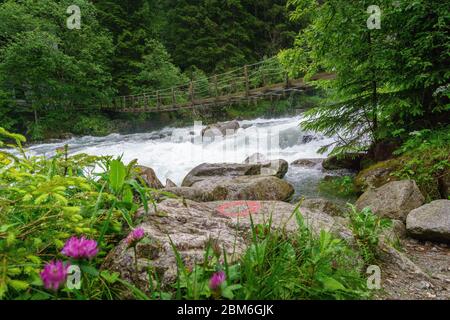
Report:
24,116,335,187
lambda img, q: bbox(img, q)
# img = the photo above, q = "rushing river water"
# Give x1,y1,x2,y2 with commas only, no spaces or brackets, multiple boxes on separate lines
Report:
25,115,345,200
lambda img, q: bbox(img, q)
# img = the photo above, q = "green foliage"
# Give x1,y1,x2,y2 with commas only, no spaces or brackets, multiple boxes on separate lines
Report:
318,176,358,200
0,127,154,299
129,39,188,95
172,210,370,300
163,0,300,74
0,0,114,139
347,205,392,264
286,0,450,154
392,126,450,200
72,115,113,137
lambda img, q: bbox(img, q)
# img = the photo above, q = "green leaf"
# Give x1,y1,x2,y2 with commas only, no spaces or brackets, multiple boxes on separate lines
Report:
108,159,126,194
7,279,30,291
320,276,346,292
80,265,99,277
100,270,120,284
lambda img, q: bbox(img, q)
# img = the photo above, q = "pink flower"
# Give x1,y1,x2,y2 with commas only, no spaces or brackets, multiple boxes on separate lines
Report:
126,227,145,246
209,271,226,290
61,236,99,260
40,260,70,291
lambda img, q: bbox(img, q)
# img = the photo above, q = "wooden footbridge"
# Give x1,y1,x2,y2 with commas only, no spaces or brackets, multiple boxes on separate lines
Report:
101,57,334,113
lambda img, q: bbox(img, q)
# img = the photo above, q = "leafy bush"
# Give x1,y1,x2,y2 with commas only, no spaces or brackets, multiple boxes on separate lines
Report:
72,115,114,137
0,128,152,299
318,175,358,201
393,127,450,200
346,205,392,264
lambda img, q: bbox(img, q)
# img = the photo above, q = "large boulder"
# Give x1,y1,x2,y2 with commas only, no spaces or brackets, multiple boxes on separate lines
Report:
243,153,289,179
354,159,400,191
102,199,352,291
355,180,425,221
135,165,164,189
243,153,267,164
165,178,177,188
190,175,295,202
102,199,248,291
406,200,450,243
259,159,289,179
182,163,261,187
204,201,353,241
201,120,240,138
322,153,365,171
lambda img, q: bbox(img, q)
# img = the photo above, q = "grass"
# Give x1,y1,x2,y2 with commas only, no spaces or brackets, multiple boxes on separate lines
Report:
171,210,371,300
318,175,359,203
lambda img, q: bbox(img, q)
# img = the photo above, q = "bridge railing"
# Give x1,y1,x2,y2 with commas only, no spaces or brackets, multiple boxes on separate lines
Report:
104,57,290,111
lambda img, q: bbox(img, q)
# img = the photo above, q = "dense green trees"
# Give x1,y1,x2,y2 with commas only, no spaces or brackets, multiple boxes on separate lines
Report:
285,0,449,154
0,0,114,138
1,0,446,145
163,0,300,73
0,0,298,139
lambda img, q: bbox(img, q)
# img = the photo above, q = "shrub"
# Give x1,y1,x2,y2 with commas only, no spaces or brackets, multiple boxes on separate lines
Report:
72,115,114,137
346,205,392,264
392,127,450,200
0,128,151,299
318,175,358,201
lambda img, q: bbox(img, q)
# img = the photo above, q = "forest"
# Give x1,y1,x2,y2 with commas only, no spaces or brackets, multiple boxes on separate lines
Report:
0,0,302,139
0,0,449,302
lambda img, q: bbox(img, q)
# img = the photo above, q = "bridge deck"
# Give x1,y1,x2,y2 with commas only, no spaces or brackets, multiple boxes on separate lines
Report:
108,73,334,113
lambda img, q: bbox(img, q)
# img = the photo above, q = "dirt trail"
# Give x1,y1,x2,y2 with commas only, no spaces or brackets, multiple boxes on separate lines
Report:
376,239,450,300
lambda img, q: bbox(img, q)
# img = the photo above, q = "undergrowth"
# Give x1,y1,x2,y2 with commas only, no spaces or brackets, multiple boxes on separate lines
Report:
393,126,450,200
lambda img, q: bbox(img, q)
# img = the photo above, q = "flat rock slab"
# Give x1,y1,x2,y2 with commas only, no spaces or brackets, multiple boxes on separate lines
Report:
182,163,261,187
102,199,352,292
190,175,295,202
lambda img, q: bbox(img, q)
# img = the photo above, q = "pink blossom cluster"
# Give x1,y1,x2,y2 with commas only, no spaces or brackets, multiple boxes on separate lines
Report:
40,261,70,291
126,227,145,246
209,271,226,290
61,236,99,260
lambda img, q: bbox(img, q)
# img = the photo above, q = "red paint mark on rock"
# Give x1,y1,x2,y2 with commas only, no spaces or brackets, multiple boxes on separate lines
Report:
216,201,261,218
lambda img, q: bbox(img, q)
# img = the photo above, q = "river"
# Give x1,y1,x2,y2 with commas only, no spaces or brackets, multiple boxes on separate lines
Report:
24,115,346,200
